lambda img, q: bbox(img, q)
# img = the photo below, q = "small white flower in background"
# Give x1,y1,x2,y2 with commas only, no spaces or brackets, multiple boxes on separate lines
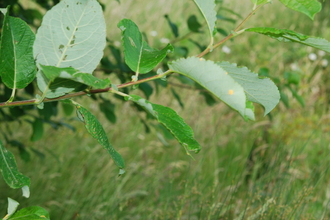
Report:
290,63,299,71
160,37,170,44
308,53,317,61
114,41,121,47
318,50,326,57
222,45,231,54
321,59,329,68
150,30,158,37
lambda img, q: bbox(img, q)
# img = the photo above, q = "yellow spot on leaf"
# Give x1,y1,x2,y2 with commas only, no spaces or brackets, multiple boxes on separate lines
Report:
225,72,228,75
199,58,204,61
228,89,234,95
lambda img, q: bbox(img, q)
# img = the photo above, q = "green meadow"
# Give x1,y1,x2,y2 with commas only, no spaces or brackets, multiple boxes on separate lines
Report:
1,0,330,219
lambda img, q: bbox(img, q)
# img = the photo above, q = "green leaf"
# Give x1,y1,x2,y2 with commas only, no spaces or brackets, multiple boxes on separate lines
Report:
169,57,248,117
9,206,50,220
0,140,30,189
30,118,44,142
0,8,36,90
164,14,179,37
171,88,184,108
284,71,300,85
187,15,202,33
192,0,217,47
246,27,330,53
280,91,290,108
128,95,201,153
216,15,236,24
217,28,229,37
61,102,75,116
278,0,322,20
33,0,106,98
73,102,125,173
139,82,153,99
218,61,280,115
39,65,111,88
288,86,305,107
117,19,173,74
99,99,116,124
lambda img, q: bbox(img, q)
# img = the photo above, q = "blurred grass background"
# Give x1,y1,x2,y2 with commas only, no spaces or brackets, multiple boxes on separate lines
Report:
1,0,330,219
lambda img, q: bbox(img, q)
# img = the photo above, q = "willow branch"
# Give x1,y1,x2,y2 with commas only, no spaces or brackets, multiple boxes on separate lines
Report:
0,70,173,108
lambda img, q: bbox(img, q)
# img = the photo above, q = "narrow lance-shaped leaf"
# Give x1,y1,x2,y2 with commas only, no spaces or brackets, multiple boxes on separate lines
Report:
0,8,36,90
218,61,280,115
40,65,111,89
0,140,30,189
169,57,248,117
117,19,173,75
73,102,125,174
278,0,322,20
164,15,179,37
33,0,106,98
128,95,201,153
246,27,330,53
192,0,217,48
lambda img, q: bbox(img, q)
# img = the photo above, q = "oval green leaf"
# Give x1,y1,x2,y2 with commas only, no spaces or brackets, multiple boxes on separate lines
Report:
128,94,201,153
169,57,247,117
0,9,36,90
0,140,30,189
117,19,173,74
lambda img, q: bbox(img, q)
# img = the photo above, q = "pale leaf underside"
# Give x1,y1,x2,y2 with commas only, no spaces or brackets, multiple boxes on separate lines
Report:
192,0,217,46
33,0,106,98
169,57,247,117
